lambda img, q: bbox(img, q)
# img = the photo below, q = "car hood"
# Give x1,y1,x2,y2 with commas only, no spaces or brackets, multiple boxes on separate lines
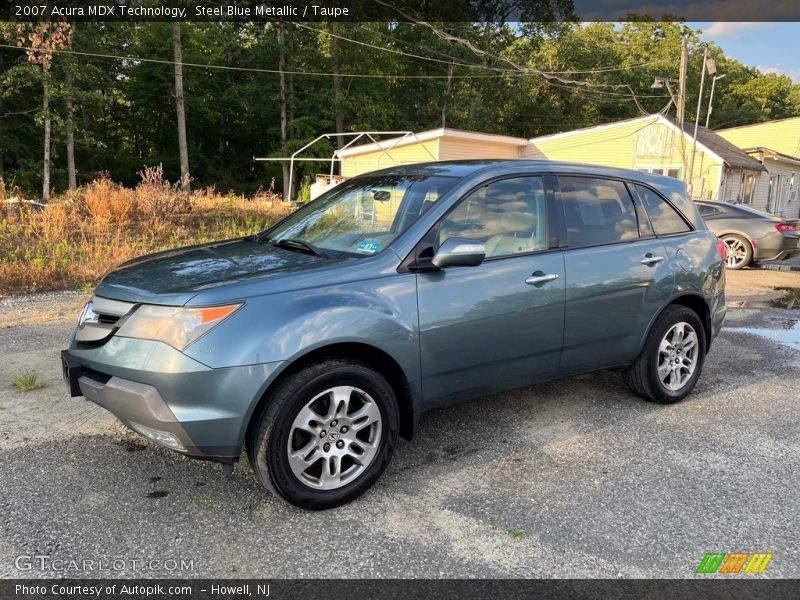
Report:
94,238,335,305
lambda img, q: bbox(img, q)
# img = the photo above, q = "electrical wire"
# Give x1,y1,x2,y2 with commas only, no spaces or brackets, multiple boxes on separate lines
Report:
0,42,666,83
299,21,674,77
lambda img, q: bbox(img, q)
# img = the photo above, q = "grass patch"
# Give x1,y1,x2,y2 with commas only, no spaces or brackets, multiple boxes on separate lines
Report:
0,165,293,295
508,528,527,540
12,370,45,391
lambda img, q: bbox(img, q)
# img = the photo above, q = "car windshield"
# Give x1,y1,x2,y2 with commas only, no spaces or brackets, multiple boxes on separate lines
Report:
260,174,458,257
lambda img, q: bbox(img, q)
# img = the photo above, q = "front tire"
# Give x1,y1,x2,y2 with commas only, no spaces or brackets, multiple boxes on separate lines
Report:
623,305,706,404
247,359,399,510
722,234,752,269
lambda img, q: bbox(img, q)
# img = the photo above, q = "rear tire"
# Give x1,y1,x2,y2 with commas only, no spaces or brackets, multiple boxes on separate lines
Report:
721,234,752,269
623,305,706,404
246,359,399,510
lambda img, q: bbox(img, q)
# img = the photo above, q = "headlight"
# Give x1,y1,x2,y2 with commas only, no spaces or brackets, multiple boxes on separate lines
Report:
116,303,243,350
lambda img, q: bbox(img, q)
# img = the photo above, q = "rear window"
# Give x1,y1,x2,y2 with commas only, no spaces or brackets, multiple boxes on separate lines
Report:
697,204,721,217
636,185,691,235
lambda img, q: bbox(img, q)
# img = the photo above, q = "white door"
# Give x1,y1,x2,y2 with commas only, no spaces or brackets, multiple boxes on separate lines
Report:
768,174,783,214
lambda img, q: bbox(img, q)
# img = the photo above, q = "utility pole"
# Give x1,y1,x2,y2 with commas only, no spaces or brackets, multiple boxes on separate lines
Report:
688,45,709,198
677,35,688,184
706,72,726,128
677,36,688,128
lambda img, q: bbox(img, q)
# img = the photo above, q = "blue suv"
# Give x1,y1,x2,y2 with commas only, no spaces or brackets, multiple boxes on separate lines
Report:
63,161,726,509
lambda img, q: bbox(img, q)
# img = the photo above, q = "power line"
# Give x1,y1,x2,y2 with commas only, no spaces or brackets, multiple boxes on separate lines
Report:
370,0,667,111
0,43,519,80
303,21,676,78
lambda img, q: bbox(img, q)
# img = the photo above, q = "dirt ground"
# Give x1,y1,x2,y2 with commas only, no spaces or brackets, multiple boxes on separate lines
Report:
725,268,800,303
0,267,797,330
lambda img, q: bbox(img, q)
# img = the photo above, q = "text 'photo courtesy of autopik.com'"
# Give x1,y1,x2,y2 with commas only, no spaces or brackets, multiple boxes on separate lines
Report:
2,0,800,597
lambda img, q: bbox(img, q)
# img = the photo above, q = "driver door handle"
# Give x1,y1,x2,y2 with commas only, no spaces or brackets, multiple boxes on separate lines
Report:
525,273,559,286
641,255,665,266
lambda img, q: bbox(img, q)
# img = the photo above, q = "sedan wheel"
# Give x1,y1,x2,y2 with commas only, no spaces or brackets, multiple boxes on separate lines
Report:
722,234,752,269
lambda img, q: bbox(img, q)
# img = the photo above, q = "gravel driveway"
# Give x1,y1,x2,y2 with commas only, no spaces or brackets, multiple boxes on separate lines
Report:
1,291,799,578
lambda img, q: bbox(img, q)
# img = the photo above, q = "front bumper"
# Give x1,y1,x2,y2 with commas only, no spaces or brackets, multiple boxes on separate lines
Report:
61,341,285,461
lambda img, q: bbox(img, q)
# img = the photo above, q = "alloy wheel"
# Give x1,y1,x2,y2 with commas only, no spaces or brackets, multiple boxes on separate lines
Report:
657,322,699,392
724,237,749,268
287,385,382,490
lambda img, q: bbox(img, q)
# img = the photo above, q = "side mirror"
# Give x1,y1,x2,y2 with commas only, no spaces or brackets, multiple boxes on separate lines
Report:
432,237,486,268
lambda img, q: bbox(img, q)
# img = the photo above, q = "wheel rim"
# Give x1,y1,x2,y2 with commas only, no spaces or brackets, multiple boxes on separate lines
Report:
658,322,699,392
287,385,382,490
724,237,748,268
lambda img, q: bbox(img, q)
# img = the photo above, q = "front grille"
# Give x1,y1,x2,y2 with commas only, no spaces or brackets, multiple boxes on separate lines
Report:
96,313,121,326
75,296,137,345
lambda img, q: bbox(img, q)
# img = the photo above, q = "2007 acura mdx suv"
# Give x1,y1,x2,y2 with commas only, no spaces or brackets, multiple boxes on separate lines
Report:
62,161,726,509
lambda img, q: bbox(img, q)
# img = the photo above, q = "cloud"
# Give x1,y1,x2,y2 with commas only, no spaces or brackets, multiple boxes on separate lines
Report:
705,22,763,37
756,65,800,83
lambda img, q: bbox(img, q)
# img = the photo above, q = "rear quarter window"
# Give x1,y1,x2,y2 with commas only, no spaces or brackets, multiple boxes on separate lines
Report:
636,184,692,235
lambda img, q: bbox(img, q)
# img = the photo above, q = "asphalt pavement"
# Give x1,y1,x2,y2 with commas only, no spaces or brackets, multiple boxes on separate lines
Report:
1,304,799,578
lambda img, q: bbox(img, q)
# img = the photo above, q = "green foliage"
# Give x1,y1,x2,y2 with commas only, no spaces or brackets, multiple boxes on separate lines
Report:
12,370,45,392
1,19,799,197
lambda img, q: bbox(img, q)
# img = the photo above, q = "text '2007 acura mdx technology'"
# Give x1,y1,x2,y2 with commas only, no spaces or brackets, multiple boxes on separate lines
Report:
62,161,726,509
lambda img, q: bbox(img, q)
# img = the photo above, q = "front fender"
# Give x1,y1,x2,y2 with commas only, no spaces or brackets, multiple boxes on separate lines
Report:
183,276,419,369
183,277,421,452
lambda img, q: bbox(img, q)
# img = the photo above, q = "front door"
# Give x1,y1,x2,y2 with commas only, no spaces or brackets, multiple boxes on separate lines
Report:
416,175,565,407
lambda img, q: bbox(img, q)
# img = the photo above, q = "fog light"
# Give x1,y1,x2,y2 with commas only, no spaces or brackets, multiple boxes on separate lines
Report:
129,421,187,452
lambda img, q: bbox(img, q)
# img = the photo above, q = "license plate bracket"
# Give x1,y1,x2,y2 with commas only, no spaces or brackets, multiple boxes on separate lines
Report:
61,350,83,397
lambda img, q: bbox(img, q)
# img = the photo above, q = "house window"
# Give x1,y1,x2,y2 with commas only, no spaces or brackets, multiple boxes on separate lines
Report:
740,172,758,205
634,166,682,180
790,173,797,202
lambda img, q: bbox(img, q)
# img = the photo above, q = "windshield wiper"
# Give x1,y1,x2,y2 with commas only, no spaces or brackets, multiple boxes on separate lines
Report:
269,238,329,258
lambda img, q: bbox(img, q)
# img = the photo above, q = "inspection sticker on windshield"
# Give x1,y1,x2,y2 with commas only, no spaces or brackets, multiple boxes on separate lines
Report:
356,240,380,254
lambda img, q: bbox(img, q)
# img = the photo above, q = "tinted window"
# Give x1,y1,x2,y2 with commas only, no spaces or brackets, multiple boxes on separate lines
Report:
439,177,547,258
636,185,691,235
559,177,639,246
697,204,721,217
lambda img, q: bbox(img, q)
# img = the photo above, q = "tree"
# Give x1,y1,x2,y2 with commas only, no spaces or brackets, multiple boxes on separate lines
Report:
15,21,73,201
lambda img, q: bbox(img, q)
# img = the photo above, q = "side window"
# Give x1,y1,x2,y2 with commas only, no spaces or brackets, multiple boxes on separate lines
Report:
559,177,640,247
697,204,720,217
635,184,692,235
438,177,547,258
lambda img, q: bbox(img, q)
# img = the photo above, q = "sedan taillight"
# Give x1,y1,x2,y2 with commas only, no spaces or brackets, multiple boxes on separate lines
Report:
775,223,798,232
716,238,728,261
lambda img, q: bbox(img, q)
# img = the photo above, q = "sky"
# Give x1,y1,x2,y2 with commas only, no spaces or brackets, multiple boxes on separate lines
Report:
694,22,800,83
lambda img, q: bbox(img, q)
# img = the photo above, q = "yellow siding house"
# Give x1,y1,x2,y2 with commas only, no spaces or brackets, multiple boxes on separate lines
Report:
338,128,528,177
717,118,800,219
525,114,766,203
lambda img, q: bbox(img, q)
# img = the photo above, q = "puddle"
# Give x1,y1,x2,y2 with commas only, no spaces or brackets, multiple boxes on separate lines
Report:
772,287,800,309
729,317,800,351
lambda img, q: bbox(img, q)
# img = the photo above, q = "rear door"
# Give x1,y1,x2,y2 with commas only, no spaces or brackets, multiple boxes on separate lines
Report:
416,175,565,407
557,176,674,373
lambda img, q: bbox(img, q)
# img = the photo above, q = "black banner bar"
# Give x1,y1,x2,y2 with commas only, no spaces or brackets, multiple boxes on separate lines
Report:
2,0,800,22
